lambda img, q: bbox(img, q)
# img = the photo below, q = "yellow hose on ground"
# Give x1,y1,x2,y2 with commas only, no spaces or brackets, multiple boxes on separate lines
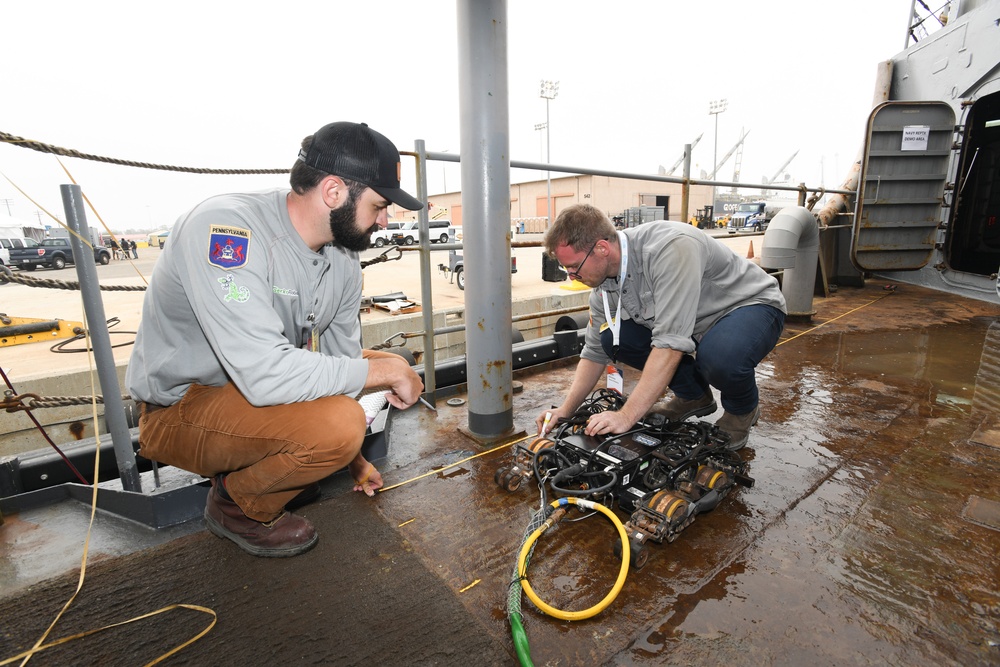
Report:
517,497,630,621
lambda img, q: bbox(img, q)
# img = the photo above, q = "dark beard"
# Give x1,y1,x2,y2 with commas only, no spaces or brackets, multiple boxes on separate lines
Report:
328,193,378,252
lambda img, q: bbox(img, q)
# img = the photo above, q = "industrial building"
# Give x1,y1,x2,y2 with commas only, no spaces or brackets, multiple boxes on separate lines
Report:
398,173,715,231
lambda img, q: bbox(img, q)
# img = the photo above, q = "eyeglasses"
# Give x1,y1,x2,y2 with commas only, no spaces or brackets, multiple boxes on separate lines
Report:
562,240,599,279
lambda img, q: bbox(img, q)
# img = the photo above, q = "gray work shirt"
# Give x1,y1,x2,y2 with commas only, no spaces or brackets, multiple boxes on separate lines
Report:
126,188,369,407
581,221,786,364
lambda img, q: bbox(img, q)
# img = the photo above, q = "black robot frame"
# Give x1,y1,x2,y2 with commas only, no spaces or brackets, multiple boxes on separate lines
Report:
495,389,754,568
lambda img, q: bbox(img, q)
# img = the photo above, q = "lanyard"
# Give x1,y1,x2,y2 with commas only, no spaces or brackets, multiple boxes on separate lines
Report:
601,231,628,356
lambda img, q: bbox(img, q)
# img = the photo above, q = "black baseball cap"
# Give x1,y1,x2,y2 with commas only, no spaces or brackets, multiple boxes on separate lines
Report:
298,122,423,211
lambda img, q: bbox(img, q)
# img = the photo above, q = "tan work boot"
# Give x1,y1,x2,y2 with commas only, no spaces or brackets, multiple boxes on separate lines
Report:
658,392,718,422
715,405,761,451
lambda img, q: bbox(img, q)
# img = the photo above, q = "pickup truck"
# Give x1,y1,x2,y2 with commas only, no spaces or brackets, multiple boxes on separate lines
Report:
8,237,112,271
440,248,517,290
370,222,403,248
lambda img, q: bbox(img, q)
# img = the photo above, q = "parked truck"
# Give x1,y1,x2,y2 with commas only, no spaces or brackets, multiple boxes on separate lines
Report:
726,198,797,234
440,248,517,290
8,237,112,271
370,222,403,248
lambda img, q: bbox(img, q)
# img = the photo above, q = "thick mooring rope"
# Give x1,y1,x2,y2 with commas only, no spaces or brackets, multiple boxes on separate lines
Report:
1,392,131,412
1,130,289,175
0,266,146,291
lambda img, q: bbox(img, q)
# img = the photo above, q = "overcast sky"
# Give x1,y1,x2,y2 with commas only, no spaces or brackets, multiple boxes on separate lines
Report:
1,1,926,232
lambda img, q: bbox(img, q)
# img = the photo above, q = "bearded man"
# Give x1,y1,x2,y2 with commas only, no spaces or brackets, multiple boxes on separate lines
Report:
127,122,424,557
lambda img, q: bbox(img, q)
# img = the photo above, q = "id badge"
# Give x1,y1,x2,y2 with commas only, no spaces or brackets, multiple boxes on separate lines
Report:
606,364,624,394
305,313,319,352
304,325,320,352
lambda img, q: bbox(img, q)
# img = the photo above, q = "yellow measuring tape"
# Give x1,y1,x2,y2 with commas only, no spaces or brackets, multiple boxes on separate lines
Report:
379,434,530,493
776,292,894,348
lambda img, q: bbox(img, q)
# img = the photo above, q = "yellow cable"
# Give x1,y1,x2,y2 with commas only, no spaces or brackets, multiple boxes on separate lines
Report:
776,292,893,347
518,497,630,621
1,605,218,667
0,203,211,667
378,434,530,492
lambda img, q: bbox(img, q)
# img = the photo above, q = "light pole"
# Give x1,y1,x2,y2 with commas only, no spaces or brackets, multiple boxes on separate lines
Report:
708,98,727,220
534,123,546,163
441,149,450,193
540,79,559,227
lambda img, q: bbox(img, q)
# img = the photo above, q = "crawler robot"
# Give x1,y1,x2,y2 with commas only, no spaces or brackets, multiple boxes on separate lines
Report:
496,390,754,568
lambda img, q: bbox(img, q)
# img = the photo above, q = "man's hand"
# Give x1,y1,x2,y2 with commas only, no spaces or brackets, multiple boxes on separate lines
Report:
534,358,605,437
534,407,571,437
349,456,383,497
583,409,637,436
365,354,423,409
384,368,422,409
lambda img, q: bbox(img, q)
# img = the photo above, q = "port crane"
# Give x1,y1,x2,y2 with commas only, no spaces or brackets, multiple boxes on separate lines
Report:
761,151,799,195
729,127,746,193
706,129,751,180
663,134,703,176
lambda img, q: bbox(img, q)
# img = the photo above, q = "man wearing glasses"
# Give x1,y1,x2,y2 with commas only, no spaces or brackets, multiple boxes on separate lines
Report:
536,204,786,451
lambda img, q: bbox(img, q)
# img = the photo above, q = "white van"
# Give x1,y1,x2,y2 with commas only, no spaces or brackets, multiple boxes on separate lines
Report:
391,219,455,245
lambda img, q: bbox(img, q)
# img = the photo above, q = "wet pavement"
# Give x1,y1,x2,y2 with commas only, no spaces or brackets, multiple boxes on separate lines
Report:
2,281,1000,666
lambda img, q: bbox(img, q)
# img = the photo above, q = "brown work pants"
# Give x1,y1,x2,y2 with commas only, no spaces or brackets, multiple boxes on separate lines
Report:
138,382,366,522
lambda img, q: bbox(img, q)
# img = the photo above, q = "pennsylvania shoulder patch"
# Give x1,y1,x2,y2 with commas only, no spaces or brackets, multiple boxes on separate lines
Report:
208,225,251,270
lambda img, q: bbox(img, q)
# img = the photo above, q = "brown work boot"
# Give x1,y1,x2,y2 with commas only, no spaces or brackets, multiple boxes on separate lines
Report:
715,405,761,451
657,392,718,422
204,478,318,557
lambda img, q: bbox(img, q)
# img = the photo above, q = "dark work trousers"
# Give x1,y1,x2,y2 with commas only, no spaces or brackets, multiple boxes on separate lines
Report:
600,304,785,415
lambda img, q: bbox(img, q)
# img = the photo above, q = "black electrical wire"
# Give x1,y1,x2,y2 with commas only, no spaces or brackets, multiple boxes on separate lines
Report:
50,317,136,353
549,469,618,498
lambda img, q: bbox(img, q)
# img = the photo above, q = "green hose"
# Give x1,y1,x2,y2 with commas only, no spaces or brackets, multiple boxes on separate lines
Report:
509,613,533,667
508,505,550,666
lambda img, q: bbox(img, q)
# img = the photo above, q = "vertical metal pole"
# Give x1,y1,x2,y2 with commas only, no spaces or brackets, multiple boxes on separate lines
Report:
905,0,917,49
712,113,719,215
414,140,437,404
680,143,691,225
545,97,552,227
457,0,513,438
61,184,142,492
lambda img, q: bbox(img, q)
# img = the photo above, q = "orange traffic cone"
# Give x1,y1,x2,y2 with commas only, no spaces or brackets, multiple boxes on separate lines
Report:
746,241,755,259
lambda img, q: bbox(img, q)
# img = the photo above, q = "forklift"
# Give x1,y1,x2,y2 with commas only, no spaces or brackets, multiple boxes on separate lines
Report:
691,204,714,230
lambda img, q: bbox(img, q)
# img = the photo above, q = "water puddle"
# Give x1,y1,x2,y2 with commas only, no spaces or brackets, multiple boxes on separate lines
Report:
376,315,1000,664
